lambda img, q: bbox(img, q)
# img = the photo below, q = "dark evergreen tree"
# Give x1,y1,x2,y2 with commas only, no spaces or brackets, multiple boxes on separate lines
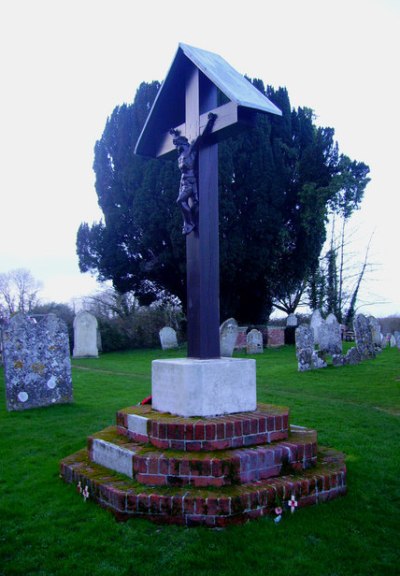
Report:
77,79,369,323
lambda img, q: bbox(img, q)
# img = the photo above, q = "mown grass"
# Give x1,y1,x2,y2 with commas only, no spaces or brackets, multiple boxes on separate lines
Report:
0,346,399,576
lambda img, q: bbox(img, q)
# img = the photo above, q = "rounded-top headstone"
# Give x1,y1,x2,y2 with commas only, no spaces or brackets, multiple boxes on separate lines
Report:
159,326,178,350
219,318,239,357
73,311,99,358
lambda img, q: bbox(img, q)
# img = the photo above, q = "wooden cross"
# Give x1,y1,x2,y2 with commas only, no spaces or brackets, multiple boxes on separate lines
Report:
135,44,281,360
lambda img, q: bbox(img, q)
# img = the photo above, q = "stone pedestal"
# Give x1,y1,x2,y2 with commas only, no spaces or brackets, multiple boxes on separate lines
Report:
151,358,256,417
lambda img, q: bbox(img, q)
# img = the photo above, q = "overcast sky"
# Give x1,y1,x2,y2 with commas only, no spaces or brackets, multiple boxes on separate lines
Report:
1,0,399,317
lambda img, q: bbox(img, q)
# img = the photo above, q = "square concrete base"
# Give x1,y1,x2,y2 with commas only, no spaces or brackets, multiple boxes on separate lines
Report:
151,357,257,417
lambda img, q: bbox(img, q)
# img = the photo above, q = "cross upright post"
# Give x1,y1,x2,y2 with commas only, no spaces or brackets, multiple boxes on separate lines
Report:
185,65,220,359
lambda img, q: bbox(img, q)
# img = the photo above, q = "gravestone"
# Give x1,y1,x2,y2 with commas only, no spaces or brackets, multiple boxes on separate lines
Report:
343,346,361,365
353,314,375,360
390,334,396,347
73,311,99,358
219,318,238,357
2,313,72,411
295,325,314,371
319,313,342,355
246,329,263,354
368,316,382,350
295,324,327,371
159,327,178,350
310,309,324,346
286,314,298,327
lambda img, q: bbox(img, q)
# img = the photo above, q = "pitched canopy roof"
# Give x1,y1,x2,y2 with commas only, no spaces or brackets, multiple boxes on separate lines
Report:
135,43,282,158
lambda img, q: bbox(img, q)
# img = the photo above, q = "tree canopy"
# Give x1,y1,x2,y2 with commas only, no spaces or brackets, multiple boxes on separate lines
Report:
77,79,369,323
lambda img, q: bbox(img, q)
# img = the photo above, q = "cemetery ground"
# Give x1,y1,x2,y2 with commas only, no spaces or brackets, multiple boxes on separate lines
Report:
0,345,399,576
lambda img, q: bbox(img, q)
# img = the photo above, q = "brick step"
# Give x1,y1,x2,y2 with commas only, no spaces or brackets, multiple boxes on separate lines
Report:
116,402,290,451
60,446,346,528
87,425,318,488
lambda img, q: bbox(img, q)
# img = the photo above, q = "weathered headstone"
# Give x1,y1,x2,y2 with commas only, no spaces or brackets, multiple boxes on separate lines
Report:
286,314,298,327
2,313,72,411
295,324,327,371
353,314,376,360
310,309,324,346
390,334,397,347
368,316,382,350
343,346,361,365
219,318,238,357
295,325,314,371
73,311,99,358
319,313,342,355
159,326,178,350
246,329,263,354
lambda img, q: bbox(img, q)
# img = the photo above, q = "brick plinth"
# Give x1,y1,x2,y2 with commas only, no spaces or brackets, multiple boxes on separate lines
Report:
88,426,318,488
117,403,289,451
60,446,346,527
60,401,347,527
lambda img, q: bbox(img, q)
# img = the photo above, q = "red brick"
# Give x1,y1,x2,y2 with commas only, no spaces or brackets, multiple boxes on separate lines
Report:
225,421,234,438
116,425,128,437
137,473,166,486
150,421,159,437
231,436,244,448
169,440,185,450
168,458,180,475
211,459,223,477
184,424,194,440
185,441,203,451
205,423,216,440
234,420,243,436
150,438,169,449
159,457,169,476
267,417,275,432
126,493,138,512
182,495,195,514
158,423,167,439
270,431,288,442
194,497,207,515
216,422,225,439
133,457,147,474
149,494,161,514
179,459,191,476
275,415,282,430
147,457,159,475
192,476,217,487
159,495,172,514
171,495,184,516
218,497,231,515
206,497,219,515
137,494,150,513
258,418,266,433
242,419,251,435
194,424,205,440
250,418,258,434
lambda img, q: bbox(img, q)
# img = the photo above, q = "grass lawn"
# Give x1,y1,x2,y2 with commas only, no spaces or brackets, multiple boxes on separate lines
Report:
1,345,399,576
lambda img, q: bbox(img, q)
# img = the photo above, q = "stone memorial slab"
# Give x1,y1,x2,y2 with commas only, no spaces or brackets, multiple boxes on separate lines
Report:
295,324,326,371
267,326,285,347
2,313,72,411
368,316,382,349
310,309,324,346
73,311,99,358
159,326,178,350
286,314,298,327
219,318,238,357
354,314,375,360
318,313,342,355
246,328,263,354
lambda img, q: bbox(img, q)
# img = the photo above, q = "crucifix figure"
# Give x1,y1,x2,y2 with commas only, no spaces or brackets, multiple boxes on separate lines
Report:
134,43,282,361
170,113,217,235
